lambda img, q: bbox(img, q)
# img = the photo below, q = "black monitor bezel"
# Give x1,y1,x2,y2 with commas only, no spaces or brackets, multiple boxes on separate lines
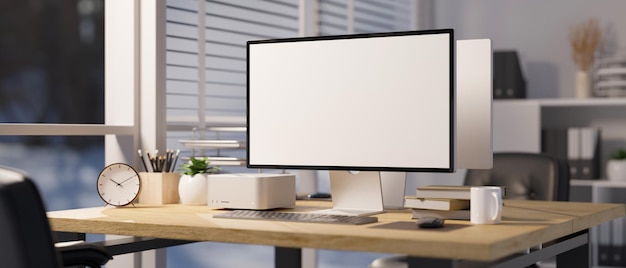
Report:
246,29,455,173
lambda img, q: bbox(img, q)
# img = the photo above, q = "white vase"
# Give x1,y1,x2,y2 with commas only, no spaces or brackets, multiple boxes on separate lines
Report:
575,70,591,99
178,174,208,205
607,160,626,182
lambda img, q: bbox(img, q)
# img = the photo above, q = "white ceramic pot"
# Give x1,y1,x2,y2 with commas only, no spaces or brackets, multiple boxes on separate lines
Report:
178,174,208,205
575,70,591,99
607,160,626,182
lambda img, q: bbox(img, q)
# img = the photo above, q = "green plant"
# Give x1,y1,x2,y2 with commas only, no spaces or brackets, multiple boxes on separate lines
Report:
180,157,220,176
611,149,626,160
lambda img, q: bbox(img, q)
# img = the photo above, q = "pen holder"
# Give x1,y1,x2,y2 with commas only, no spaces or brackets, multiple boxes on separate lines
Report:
138,172,180,204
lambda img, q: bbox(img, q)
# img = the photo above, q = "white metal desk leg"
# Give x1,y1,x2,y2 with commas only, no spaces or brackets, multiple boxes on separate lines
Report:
106,248,164,268
142,249,166,268
104,235,165,268
302,248,317,268
105,235,139,268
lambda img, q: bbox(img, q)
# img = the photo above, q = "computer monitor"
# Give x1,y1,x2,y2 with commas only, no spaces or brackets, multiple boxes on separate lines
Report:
247,29,455,215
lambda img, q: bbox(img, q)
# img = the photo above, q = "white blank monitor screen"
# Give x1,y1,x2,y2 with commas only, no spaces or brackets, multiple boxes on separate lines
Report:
247,29,454,172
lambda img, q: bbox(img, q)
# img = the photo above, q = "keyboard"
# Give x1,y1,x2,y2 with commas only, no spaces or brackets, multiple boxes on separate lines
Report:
214,210,378,225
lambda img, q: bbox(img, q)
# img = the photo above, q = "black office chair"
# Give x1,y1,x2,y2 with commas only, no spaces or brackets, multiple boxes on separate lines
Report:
465,152,570,201
0,166,112,268
369,152,570,268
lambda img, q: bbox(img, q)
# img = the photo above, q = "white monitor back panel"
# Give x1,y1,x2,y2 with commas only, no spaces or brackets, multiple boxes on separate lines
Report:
457,39,493,169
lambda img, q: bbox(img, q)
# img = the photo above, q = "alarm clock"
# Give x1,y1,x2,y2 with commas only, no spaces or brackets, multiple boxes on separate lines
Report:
97,163,141,207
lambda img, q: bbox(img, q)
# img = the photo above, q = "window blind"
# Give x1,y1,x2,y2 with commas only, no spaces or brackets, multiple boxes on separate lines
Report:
319,0,413,35
165,0,299,172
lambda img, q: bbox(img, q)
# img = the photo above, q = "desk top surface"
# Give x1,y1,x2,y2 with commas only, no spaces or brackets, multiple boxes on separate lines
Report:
48,200,625,262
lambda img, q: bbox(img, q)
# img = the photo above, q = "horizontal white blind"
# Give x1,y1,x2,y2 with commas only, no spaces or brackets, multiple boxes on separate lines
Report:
354,0,412,33
203,0,298,119
319,0,413,35
166,0,201,124
318,0,348,35
165,0,298,171
166,0,299,121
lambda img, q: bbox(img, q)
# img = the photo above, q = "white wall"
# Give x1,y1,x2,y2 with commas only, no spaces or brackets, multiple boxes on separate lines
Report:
433,0,626,98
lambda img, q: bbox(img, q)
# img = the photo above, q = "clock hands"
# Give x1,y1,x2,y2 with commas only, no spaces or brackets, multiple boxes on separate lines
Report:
119,174,139,185
109,178,122,187
109,174,137,188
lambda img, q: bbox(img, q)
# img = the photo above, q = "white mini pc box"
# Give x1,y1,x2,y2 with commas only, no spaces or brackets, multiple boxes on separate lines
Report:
207,173,296,210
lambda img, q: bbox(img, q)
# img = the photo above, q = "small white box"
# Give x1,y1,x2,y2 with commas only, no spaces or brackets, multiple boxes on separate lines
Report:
207,173,296,210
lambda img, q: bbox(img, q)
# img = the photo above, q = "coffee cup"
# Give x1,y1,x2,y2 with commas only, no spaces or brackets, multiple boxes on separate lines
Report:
470,186,503,224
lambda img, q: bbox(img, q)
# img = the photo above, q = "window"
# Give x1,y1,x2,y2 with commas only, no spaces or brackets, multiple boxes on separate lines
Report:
0,0,107,210
0,0,104,125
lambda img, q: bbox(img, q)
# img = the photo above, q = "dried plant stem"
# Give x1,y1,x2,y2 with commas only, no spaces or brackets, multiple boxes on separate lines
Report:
569,18,602,71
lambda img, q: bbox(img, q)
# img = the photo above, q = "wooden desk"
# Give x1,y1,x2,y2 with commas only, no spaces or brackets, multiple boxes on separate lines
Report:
48,200,625,267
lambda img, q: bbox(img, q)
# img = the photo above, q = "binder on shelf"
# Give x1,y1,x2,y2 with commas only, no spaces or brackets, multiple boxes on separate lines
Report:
542,127,601,180
541,128,568,161
611,217,625,266
579,127,600,180
598,221,612,266
493,51,526,99
567,128,581,179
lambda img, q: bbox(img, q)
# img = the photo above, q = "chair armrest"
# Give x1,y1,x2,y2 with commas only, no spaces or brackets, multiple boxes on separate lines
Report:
55,241,112,268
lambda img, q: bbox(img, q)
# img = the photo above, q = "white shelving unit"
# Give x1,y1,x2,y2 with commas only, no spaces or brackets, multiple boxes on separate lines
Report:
495,98,626,268
494,98,626,178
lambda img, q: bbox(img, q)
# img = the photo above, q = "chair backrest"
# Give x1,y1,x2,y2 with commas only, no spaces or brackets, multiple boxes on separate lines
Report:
464,152,570,201
0,166,61,268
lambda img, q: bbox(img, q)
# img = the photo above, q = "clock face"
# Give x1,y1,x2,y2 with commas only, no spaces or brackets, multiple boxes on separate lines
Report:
97,163,141,207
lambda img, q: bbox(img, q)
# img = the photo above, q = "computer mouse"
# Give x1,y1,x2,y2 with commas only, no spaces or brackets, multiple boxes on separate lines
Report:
416,217,445,228
307,192,331,199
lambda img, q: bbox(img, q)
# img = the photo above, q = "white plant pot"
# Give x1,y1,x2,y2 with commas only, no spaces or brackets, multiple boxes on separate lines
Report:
576,70,591,99
607,160,626,182
178,174,208,205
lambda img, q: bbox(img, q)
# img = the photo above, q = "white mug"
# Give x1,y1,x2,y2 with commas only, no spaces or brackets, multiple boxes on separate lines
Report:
470,186,503,224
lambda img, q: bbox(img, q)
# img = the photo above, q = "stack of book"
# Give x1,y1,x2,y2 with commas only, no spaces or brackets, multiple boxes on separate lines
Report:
404,185,472,220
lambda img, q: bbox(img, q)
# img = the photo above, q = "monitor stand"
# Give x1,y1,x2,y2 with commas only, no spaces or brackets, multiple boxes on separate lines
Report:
380,171,407,209
312,170,384,216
